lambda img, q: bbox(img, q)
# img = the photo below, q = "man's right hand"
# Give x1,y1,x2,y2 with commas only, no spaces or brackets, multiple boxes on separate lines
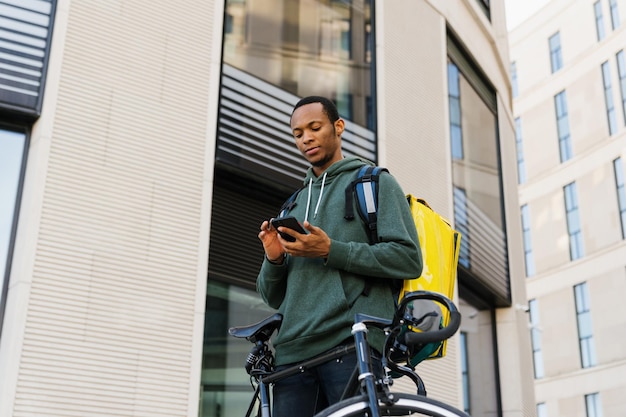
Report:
258,220,285,264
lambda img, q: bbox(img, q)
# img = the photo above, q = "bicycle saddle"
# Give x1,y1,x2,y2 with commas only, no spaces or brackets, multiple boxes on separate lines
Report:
228,313,283,343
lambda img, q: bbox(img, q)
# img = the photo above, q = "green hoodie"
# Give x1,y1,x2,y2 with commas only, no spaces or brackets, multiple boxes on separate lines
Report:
257,157,422,366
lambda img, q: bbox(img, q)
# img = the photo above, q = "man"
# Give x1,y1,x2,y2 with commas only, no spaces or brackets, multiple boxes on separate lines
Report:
257,96,422,417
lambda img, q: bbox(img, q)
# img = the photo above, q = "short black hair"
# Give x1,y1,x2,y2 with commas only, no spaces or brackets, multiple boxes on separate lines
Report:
291,96,340,123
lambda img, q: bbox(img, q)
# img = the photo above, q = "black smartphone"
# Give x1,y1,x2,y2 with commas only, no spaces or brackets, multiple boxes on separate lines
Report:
270,216,306,242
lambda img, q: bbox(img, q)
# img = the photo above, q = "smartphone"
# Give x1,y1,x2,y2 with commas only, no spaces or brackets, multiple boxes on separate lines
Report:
270,216,306,242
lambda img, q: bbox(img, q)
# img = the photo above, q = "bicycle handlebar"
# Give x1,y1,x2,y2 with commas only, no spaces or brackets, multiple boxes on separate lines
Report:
395,291,461,346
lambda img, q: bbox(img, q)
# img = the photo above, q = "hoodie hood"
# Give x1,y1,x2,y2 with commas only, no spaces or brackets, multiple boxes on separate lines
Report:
303,156,374,184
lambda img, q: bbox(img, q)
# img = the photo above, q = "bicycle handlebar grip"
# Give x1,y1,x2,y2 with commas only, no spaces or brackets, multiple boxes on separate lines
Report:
403,310,461,346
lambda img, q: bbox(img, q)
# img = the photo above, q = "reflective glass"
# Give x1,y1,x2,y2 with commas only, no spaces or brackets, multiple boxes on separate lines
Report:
595,1,606,41
222,0,374,128
199,280,275,417
0,128,26,321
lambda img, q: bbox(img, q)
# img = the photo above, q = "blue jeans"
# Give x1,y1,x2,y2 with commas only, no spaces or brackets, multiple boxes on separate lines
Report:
272,344,382,417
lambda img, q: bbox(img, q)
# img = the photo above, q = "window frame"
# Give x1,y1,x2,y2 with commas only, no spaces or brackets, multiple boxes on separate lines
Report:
515,117,526,184
595,1,606,41
574,282,596,368
555,90,573,162
613,157,626,239
564,182,584,260
549,32,563,73
0,124,30,338
601,61,618,135
528,299,544,378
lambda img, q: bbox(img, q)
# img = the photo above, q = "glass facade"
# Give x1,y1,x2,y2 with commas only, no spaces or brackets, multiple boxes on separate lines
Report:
0,127,27,335
585,393,603,417
574,282,596,368
459,332,470,414
609,0,620,30
555,90,573,162
202,1,376,415
511,61,519,98
564,182,584,260
515,117,526,184
549,32,563,73
222,0,374,128
616,50,626,125
595,1,606,41
447,52,509,304
521,204,535,277
601,61,618,135
614,157,626,239
528,299,543,378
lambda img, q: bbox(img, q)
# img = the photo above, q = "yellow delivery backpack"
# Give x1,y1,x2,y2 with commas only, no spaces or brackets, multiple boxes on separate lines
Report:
345,166,462,365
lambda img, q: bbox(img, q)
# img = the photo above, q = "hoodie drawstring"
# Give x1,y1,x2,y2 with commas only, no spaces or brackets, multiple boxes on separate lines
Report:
304,172,327,223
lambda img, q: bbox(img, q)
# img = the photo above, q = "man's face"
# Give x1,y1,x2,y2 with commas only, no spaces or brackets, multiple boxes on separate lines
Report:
290,102,344,175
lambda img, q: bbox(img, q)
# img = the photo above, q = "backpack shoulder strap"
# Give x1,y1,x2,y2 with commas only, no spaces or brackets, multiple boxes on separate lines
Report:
344,165,389,244
278,187,304,217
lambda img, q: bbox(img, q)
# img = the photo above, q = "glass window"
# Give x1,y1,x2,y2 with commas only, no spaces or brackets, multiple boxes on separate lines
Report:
454,187,470,269
595,1,606,41
515,117,526,184
609,0,620,30
601,61,618,135
200,280,276,417
555,91,573,162
320,1,352,60
0,127,27,334
511,61,519,98
521,205,535,277
448,63,464,160
614,157,626,238
549,32,563,73
564,183,584,260
210,2,377,415
574,282,596,368
447,36,509,303
616,50,626,125
460,332,470,415
219,0,375,187
537,402,548,417
475,0,490,19
586,393,603,417
528,299,544,378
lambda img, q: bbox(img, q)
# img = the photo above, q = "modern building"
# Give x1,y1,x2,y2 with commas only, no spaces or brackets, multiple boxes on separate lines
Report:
1,1,534,416
509,0,626,416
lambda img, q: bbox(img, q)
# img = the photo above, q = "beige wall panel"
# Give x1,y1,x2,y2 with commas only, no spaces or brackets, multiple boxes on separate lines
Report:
520,100,560,180
605,385,626,417
530,193,570,273
377,0,450,214
569,69,610,156
538,289,580,377
578,165,623,252
590,268,626,363
557,395,585,417
4,1,219,416
376,0,460,406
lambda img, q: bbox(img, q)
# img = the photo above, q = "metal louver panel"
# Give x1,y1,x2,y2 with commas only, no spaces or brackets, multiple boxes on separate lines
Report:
208,176,285,290
455,193,510,304
217,64,377,189
0,0,55,116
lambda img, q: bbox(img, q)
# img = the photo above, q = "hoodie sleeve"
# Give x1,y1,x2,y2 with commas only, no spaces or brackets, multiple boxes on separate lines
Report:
325,173,423,280
256,259,288,309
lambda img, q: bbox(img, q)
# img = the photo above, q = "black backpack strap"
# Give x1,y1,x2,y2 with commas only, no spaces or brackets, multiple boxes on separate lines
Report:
344,165,388,244
278,187,303,217
344,165,389,297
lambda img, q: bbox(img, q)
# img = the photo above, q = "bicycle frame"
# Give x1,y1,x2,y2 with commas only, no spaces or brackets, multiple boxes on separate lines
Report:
230,291,461,417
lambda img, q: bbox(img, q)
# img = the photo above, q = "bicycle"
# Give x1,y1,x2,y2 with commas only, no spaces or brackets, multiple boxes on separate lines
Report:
228,290,470,417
